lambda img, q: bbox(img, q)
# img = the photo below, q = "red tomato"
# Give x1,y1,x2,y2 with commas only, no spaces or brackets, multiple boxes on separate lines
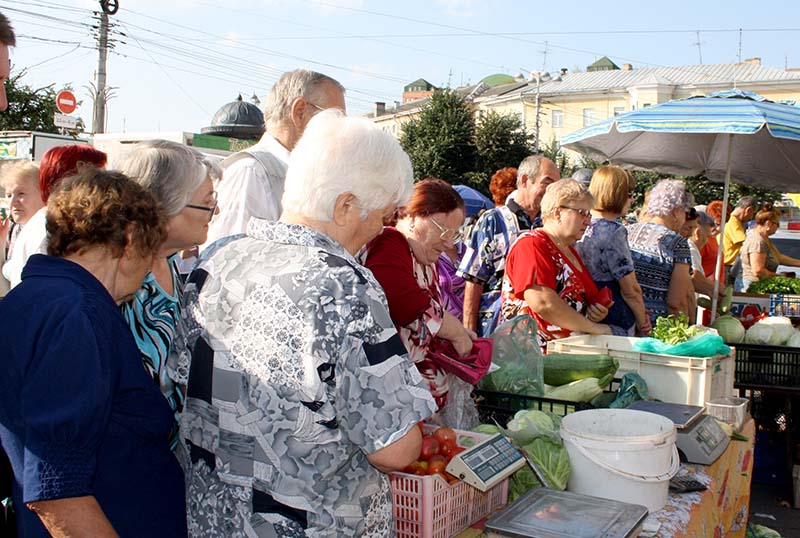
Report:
420,437,440,460
433,427,457,445
451,446,466,457
428,458,447,475
439,439,458,459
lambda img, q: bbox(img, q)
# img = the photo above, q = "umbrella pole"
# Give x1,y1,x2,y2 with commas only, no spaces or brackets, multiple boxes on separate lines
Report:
710,134,734,323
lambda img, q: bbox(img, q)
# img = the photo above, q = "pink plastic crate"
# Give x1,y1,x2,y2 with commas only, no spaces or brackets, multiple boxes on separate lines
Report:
390,428,510,538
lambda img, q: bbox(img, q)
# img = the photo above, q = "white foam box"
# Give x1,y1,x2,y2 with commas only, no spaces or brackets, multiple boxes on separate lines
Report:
547,335,735,406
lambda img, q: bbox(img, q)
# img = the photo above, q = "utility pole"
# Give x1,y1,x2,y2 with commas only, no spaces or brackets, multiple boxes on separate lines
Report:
92,0,119,134
533,41,548,153
691,30,705,64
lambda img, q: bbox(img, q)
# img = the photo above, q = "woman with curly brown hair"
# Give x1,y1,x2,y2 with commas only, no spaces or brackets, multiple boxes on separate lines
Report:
0,169,187,537
490,167,518,206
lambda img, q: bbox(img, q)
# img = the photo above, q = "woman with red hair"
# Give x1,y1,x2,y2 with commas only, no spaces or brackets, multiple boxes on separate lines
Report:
361,178,475,412
2,145,106,289
490,167,518,207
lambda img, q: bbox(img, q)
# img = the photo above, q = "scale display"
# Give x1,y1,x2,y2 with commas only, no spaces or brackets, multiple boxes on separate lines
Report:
676,415,730,465
445,434,525,492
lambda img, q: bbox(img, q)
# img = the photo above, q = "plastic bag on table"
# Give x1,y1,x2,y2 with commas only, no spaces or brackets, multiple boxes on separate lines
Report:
436,375,481,430
479,314,544,397
632,332,730,357
609,373,649,409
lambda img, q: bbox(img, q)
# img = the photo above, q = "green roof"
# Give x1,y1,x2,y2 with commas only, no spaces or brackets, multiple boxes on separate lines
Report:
480,73,517,87
404,78,436,92
587,56,620,72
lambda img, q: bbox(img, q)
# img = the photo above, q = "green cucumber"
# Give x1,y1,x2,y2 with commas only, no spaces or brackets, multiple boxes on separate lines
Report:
542,353,619,386
544,375,612,403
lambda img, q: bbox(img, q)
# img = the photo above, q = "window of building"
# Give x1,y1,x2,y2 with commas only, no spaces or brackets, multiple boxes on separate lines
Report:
552,109,563,128
613,106,625,116
643,103,652,108
583,108,595,127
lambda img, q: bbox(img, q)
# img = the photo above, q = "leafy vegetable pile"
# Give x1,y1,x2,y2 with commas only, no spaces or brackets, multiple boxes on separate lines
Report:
651,313,701,344
747,276,800,294
472,409,571,501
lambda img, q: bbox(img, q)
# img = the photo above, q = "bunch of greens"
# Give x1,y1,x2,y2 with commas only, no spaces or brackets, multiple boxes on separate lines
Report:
651,313,701,345
747,276,800,295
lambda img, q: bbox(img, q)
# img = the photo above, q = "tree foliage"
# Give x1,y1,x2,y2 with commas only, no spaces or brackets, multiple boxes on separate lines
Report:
473,110,531,181
400,89,476,184
0,70,85,135
400,89,537,196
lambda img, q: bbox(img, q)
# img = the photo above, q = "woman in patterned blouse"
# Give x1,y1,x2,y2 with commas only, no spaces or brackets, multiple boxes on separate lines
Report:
627,179,694,325
117,140,221,447
362,178,476,410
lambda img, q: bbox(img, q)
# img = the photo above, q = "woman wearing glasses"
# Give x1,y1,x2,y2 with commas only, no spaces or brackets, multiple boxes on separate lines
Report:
501,179,613,351
362,178,475,411
117,139,221,447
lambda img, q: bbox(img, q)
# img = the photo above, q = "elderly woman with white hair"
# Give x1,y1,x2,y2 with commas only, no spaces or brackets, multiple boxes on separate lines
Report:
500,179,613,351
116,139,220,447
178,110,436,537
627,179,694,325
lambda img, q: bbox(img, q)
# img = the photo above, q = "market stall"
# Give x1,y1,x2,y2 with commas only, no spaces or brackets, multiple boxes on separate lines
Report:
388,312,759,538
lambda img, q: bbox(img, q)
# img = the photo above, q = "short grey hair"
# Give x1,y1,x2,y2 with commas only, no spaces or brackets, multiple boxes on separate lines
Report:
116,140,221,216
540,178,593,221
646,179,691,218
262,69,345,130
736,196,757,210
282,110,413,221
697,210,715,229
516,155,545,187
1,160,38,191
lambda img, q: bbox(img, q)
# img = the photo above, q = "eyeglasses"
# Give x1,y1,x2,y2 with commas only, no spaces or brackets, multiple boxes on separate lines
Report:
560,206,592,218
185,191,218,220
429,217,464,243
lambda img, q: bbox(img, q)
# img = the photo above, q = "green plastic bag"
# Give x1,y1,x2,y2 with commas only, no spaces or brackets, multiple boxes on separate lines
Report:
480,315,545,397
632,333,730,358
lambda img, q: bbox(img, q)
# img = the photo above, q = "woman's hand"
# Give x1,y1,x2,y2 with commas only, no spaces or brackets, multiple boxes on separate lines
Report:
452,329,474,357
585,303,609,322
636,317,652,337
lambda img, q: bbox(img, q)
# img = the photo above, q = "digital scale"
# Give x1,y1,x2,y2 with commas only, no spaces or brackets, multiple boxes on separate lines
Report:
445,434,526,492
628,401,730,465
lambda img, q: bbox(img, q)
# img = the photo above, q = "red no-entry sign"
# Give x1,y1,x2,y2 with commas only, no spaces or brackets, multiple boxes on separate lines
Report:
55,90,77,115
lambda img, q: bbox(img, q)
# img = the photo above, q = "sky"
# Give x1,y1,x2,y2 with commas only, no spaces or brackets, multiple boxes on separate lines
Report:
4,0,800,135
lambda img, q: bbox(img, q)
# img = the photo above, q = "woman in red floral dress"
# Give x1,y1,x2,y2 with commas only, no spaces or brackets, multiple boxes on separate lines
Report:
501,178,613,351
362,178,475,409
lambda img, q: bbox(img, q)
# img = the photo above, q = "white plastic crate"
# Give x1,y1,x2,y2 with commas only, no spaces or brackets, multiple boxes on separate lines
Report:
390,427,509,538
546,335,735,406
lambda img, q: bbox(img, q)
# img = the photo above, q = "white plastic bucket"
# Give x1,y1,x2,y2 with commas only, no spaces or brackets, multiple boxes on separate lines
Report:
560,409,679,513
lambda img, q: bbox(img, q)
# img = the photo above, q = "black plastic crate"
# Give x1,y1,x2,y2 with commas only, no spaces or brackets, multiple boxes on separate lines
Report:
472,389,589,426
733,343,800,393
769,294,800,317
749,391,796,433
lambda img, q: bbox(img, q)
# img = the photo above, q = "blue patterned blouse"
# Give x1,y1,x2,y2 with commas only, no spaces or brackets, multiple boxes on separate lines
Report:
120,253,184,448
627,222,692,325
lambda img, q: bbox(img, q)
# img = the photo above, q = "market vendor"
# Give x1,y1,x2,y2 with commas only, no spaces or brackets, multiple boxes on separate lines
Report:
741,208,800,291
500,178,613,351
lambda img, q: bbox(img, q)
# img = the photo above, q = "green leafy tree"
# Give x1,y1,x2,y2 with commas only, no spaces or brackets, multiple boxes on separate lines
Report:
400,89,476,183
1,69,85,135
540,139,575,177
471,110,532,192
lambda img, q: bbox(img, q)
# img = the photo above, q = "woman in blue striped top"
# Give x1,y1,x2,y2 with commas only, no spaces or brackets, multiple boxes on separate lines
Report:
118,140,221,447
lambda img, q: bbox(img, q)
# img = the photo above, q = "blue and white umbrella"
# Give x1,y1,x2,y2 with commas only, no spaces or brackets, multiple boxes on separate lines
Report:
562,89,800,191
563,89,800,318
453,184,494,217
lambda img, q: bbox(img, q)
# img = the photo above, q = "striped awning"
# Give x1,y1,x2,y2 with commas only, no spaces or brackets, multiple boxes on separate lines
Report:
562,90,800,191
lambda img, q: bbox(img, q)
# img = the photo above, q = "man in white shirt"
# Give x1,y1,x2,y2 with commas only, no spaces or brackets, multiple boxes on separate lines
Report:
204,69,346,247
